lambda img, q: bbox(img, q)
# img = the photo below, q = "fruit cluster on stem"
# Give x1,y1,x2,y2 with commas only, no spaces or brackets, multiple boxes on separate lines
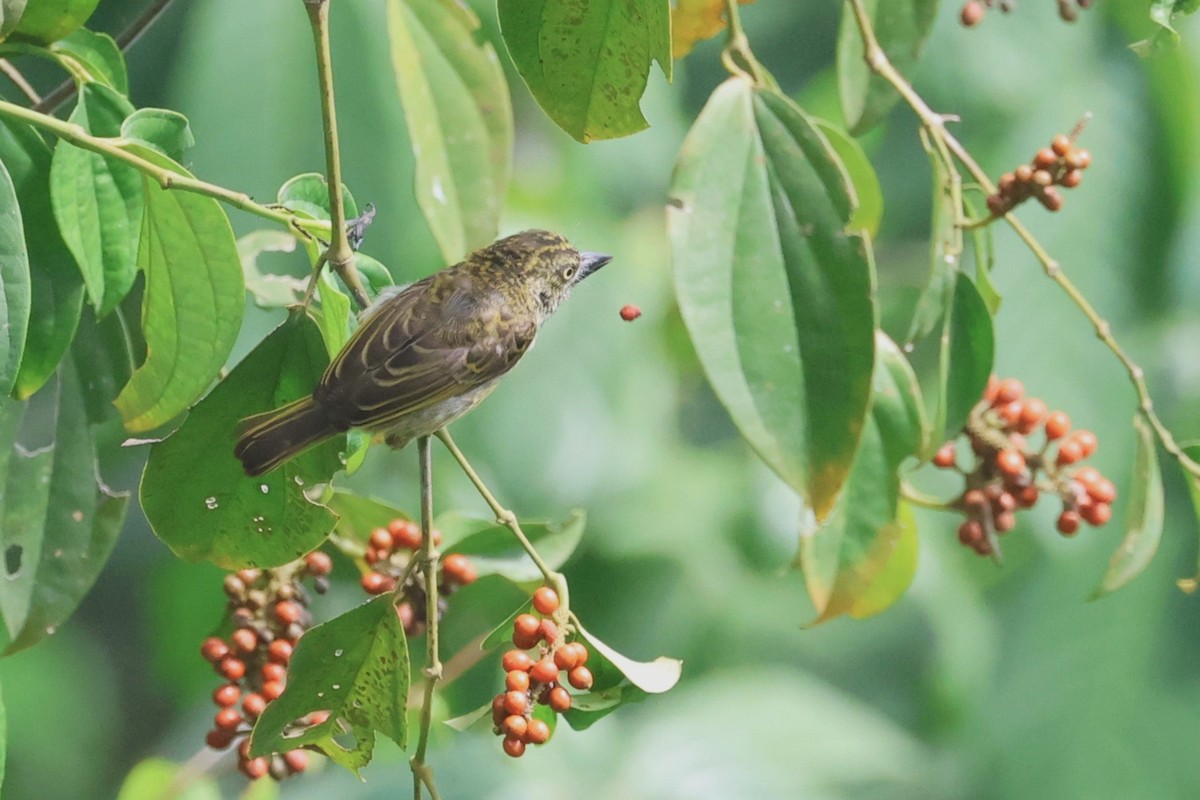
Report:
987,133,1091,216
960,0,1093,27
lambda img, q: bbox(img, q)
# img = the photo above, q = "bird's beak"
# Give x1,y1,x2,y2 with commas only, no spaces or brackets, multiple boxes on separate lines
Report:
576,251,612,282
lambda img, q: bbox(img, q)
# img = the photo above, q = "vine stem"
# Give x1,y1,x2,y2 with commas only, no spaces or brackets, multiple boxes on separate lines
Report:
410,436,442,800
302,0,370,312
720,0,770,86
0,97,330,240
435,429,570,604
844,0,1200,480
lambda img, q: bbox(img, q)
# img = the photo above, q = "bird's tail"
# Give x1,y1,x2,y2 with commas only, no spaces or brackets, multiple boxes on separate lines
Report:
234,396,338,477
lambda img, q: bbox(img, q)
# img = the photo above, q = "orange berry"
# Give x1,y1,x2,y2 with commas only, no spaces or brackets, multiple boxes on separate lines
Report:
993,378,1024,406
261,662,286,683
1017,398,1047,433
506,670,531,692
1039,186,1064,211
241,757,270,780
1066,149,1091,170
200,637,229,663
983,375,1000,402
283,750,309,773
568,666,594,690
230,627,258,654
995,449,1025,476
1073,466,1100,488
962,489,987,510
491,693,508,725
532,586,560,615
1044,411,1071,440
502,715,527,739
502,650,534,673
502,736,526,758
1051,134,1072,157
442,553,478,586
396,602,416,632
305,550,332,576
619,304,642,322
960,0,985,26
361,572,394,595
547,686,572,712
1015,485,1039,508
554,645,582,671
1072,430,1098,458
217,657,246,681
268,639,293,664
1089,478,1116,504
525,718,551,744
530,657,559,684
539,618,559,645
1056,440,1083,465
369,527,394,552
235,568,261,585
1057,510,1081,535
213,683,241,708
993,491,1017,512
387,518,422,550
571,642,590,665
994,511,1016,533
958,520,984,546
214,707,242,731
1060,169,1083,189
1014,164,1034,184
503,690,528,716
1081,502,1112,526
513,614,541,647
1034,148,1058,169
997,400,1024,427
933,442,957,469
243,693,267,718
274,601,302,625
261,680,286,701
205,728,235,749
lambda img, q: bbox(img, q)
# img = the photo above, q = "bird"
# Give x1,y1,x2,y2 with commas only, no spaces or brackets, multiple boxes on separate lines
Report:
233,229,611,476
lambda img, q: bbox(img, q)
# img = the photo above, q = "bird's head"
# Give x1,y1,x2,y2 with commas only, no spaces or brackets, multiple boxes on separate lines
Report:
474,230,611,318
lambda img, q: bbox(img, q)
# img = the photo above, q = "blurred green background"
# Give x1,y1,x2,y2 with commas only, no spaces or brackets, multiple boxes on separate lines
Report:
5,1,1200,797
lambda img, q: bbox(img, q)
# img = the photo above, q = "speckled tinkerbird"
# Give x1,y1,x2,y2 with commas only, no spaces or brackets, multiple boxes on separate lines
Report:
233,230,611,476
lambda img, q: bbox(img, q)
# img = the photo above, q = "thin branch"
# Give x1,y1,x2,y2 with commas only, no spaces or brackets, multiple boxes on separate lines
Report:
0,59,39,104
844,0,1200,480
410,436,442,800
302,0,370,311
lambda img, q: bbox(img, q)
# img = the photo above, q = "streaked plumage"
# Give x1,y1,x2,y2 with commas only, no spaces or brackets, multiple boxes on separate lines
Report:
234,229,610,476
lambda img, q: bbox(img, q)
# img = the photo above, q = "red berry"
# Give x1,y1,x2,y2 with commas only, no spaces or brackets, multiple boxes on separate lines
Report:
1057,510,1081,535
994,511,1016,533
241,757,270,780
502,650,534,673
525,718,551,744
369,527,394,552
568,666,594,690
1073,466,1100,488
388,518,422,550
268,639,293,664
262,680,286,701
932,442,957,469
307,710,331,726
1034,148,1058,169
997,400,1023,428
502,736,526,758
539,618,559,645
1056,440,1083,465
506,670,531,692
993,491,1017,512
230,627,258,654
1082,502,1112,526
962,489,987,510
214,707,242,731
361,572,394,595
283,750,309,773
1068,149,1091,170
530,657,560,684
1015,485,1039,508
1017,398,1047,434
396,602,416,632
619,304,642,322
503,690,528,716
305,550,332,576
242,692,267,718
213,683,241,707
960,0,985,26
1072,430,1098,458
547,686,572,713
205,728,235,749
442,553,478,586
200,637,229,663
217,657,246,681
1089,478,1116,504
532,586,560,615
983,375,1000,402
571,642,590,665
513,614,541,648
274,601,302,625
958,520,984,546
993,378,1024,406
502,715,527,739
261,662,287,683
1044,411,1071,440
1061,170,1083,189
554,645,582,671
995,449,1025,477
1051,134,1072,157
491,693,508,725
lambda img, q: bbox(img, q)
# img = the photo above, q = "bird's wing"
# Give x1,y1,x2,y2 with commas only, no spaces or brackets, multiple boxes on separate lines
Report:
315,271,536,429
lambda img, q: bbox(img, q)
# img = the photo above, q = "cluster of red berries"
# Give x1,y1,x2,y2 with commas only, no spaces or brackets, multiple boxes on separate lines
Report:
932,376,1116,557
960,0,1092,26
986,133,1091,216
490,587,594,758
360,518,478,637
200,552,333,779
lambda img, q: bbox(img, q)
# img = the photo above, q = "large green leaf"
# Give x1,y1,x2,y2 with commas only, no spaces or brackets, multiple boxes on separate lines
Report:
797,333,924,623
906,133,960,346
837,0,939,135
113,144,243,432
498,0,671,142
140,313,342,568
0,0,27,41
813,117,883,238
70,305,133,424
435,509,586,582
670,78,876,520
250,596,409,775
1091,416,1164,599
49,26,127,93
387,0,512,263
934,272,994,448
0,407,52,649
0,118,84,400
9,0,98,44
0,159,29,396
50,82,141,316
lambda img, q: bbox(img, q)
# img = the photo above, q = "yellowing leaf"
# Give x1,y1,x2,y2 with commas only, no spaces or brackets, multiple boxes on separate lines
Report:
671,0,754,58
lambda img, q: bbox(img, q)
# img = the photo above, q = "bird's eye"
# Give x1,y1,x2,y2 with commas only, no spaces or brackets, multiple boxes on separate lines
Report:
561,266,576,280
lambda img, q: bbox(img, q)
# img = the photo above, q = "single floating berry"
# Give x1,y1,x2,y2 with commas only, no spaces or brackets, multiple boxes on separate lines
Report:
619,304,642,322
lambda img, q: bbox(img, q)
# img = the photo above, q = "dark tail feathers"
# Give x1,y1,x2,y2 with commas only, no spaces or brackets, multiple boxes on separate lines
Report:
234,397,338,477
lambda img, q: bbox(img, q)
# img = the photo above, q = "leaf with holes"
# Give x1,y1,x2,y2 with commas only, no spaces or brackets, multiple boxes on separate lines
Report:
237,230,304,309
250,595,408,774
499,0,671,142
387,0,512,263
670,79,876,520
140,313,342,568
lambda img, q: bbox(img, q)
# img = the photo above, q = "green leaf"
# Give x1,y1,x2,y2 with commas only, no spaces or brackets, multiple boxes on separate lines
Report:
837,0,939,135
669,79,876,520
9,0,98,44
140,313,342,568
250,596,409,775
119,109,194,163
435,509,585,582
798,334,924,623
498,0,672,142
325,490,411,558
277,173,358,223
481,600,532,650
387,0,513,263
0,159,30,396
313,273,351,359
848,501,918,620
115,758,221,800
813,118,883,237
113,144,243,432
935,272,994,447
5,361,128,655
0,680,6,788
354,252,394,297
49,27,127,93
906,133,960,346
0,419,53,651
1134,0,1200,52
964,193,1000,315
1091,416,1164,599
0,0,27,42
50,82,141,315
70,305,134,424
237,230,304,309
